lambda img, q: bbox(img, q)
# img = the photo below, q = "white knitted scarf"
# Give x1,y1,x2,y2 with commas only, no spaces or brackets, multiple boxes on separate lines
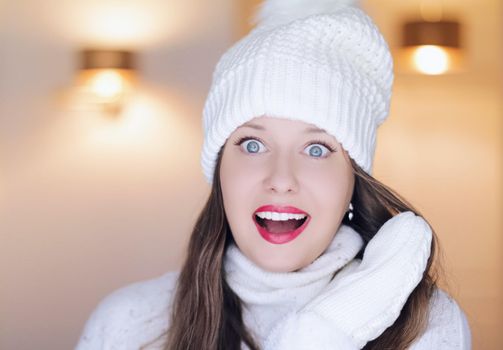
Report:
224,224,365,347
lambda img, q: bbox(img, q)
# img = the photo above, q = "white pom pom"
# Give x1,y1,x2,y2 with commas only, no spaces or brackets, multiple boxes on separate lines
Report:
252,0,359,28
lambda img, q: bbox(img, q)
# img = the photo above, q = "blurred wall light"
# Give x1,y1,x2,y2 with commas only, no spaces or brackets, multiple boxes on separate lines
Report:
398,1,463,75
76,49,137,116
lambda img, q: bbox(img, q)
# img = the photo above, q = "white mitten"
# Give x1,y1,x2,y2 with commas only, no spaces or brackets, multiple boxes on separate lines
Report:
263,211,432,349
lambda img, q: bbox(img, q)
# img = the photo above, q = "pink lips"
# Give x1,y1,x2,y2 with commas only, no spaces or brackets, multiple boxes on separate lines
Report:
253,205,311,245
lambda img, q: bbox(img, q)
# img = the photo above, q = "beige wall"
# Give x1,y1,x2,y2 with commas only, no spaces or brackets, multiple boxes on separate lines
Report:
365,1,503,348
0,1,235,349
1,0,501,349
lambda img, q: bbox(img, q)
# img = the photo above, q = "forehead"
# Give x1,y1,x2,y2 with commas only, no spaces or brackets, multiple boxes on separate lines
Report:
237,117,328,135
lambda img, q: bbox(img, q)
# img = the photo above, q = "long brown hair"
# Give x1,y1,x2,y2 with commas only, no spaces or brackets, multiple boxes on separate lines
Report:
164,146,442,350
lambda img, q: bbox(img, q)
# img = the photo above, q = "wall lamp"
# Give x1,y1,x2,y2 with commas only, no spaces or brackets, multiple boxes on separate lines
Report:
398,0,463,76
77,49,137,115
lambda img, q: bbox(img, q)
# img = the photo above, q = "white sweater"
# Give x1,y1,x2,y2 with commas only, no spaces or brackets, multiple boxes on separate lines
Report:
76,224,471,349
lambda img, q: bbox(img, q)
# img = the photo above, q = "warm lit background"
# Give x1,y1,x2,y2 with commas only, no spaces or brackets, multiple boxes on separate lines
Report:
0,0,501,349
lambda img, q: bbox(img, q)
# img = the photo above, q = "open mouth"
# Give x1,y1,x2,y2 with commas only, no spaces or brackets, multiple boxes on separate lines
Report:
254,214,308,234
252,205,311,244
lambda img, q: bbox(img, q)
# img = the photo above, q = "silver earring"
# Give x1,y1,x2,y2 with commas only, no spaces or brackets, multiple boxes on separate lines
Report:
348,202,354,221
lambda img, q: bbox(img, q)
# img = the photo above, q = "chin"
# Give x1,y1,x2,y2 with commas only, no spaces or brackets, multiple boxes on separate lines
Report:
253,254,305,273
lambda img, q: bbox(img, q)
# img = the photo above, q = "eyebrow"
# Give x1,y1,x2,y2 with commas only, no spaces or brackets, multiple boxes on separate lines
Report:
238,123,327,134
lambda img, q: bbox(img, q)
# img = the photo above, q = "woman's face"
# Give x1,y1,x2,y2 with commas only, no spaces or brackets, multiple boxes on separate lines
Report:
220,116,355,272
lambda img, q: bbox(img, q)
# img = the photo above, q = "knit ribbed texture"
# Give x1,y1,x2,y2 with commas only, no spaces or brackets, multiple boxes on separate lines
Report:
301,211,433,347
226,211,432,349
225,224,364,347
74,215,471,349
225,224,363,302
201,4,393,184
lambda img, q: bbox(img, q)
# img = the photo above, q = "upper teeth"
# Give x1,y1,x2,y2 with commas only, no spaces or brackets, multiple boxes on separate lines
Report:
255,211,307,221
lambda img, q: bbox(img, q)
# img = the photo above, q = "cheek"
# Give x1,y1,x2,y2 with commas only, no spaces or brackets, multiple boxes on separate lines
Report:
303,164,353,214
220,150,266,198
221,157,254,199
220,151,257,227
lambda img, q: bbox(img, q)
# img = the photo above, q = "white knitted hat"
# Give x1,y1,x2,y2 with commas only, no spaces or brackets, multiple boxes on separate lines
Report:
201,0,394,184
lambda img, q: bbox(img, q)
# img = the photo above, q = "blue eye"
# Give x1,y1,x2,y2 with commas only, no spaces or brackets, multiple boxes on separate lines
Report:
233,136,336,158
238,138,266,154
305,143,333,158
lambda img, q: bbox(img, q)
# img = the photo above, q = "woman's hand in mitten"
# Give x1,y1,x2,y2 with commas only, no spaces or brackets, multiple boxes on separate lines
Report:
263,211,433,350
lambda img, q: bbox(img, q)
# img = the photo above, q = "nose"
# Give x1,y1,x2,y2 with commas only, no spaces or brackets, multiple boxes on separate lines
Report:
263,154,299,194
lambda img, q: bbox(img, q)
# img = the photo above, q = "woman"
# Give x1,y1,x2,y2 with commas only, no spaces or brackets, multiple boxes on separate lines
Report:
76,1,472,349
